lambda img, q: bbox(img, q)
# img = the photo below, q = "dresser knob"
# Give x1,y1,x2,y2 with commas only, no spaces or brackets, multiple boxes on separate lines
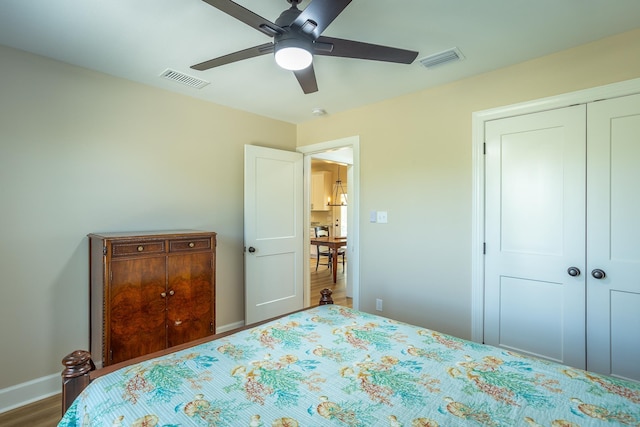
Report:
160,292,167,298
188,242,195,248
137,245,144,252
174,320,182,326
169,290,175,296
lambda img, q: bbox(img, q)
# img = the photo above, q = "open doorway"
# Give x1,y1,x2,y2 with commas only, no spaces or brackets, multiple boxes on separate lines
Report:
298,136,359,310
309,159,350,307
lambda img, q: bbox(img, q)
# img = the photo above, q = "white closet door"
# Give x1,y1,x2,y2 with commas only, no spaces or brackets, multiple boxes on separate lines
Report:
586,93,640,382
484,105,586,368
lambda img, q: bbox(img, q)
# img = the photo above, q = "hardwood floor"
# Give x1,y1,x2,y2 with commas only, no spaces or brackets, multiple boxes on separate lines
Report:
0,394,61,427
4,258,350,425
310,256,351,307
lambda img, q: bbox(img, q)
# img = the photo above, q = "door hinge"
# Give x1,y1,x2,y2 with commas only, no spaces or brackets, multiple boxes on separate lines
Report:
483,142,486,155
483,242,486,254
103,246,107,256
109,349,113,361
210,321,214,333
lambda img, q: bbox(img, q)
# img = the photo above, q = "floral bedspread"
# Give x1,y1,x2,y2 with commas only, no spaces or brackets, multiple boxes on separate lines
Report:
59,305,640,427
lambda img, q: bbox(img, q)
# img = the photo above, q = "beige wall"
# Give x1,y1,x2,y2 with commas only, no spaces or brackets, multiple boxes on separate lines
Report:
297,29,640,339
0,45,296,393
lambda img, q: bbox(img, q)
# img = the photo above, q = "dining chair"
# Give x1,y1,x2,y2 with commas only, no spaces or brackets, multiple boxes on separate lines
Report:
313,226,346,272
314,226,332,271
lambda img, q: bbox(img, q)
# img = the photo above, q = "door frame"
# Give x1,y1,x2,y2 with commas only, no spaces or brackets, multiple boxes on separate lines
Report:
298,136,360,310
471,78,640,343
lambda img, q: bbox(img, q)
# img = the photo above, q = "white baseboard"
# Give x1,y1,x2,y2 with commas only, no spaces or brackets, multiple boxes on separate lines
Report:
0,322,246,414
0,373,60,414
216,320,245,334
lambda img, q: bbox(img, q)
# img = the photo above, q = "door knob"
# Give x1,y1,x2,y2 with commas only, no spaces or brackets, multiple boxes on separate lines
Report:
248,247,256,253
567,267,581,277
591,269,606,279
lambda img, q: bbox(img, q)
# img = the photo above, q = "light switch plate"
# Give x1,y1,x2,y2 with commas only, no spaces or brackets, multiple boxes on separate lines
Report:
376,211,388,223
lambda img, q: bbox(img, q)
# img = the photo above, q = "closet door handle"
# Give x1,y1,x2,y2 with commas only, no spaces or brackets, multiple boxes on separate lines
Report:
591,269,606,279
567,267,581,277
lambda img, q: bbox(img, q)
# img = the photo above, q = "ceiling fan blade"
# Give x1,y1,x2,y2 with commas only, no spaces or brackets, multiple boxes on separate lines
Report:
315,36,418,64
191,43,274,71
200,0,283,37
291,0,352,39
293,65,318,94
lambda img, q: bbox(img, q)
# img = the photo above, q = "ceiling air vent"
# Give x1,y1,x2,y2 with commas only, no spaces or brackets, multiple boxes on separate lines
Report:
419,47,465,69
160,69,210,89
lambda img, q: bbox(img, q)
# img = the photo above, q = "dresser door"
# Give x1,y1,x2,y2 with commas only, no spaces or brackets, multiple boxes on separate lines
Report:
109,256,167,364
167,249,214,348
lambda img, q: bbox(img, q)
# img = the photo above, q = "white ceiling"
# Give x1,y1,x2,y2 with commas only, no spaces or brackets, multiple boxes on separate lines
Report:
1,0,639,124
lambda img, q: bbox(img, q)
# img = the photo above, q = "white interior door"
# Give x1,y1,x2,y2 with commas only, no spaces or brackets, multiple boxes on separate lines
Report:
484,105,587,368
586,93,640,381
244,145,303,325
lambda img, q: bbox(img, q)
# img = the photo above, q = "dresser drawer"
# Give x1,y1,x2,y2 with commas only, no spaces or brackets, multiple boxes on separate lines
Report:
169,237,212,252
111,240,165,257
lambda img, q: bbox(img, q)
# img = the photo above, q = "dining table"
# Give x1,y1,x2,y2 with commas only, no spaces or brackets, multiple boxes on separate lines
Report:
310,235,347,283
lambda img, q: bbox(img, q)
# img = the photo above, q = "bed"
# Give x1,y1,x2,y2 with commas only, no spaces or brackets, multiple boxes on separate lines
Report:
59,290,640,426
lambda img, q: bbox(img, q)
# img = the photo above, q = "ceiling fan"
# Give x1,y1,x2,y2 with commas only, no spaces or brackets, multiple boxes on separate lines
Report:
191,0,419,94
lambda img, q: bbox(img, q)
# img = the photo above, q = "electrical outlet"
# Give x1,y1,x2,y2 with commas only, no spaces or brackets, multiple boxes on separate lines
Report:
376,298,383,311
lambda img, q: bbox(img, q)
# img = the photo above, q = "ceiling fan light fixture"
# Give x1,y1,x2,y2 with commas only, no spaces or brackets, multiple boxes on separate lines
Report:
274,38,313,71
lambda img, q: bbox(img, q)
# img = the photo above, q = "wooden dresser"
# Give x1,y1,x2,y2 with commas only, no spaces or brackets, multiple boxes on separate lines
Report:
88,230,216,367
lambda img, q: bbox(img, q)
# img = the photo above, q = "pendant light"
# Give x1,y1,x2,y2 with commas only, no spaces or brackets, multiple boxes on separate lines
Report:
327,165,348,207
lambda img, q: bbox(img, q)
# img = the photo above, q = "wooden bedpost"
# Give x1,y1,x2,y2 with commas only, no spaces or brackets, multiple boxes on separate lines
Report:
319,288,334,305
61,350,95,415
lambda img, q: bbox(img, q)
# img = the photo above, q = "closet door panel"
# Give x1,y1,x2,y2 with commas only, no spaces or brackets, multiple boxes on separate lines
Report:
484,105,586,368
587,93,640,381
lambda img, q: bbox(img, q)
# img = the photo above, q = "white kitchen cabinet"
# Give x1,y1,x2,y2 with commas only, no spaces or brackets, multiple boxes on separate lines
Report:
311,171,332,211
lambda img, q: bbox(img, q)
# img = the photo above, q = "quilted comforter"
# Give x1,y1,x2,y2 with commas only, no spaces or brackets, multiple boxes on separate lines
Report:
59,305,640,426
